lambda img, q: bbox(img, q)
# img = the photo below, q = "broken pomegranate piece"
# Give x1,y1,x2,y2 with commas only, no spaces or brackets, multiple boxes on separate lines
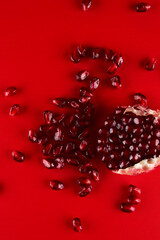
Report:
97,105,160,175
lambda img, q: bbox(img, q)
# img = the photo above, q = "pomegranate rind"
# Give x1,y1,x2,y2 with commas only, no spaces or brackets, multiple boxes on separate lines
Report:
112,105,160,175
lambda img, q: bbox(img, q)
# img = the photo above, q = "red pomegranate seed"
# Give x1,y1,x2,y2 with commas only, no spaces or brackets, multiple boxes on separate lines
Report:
4,86,17,96
71,50,81,63
53,145,64,156
43,111,53,124
90,77,100,91
12,151,25,162
9,104,20,116
55,157,64,169
79,185,92,197
112,53,123,67
63,115,74,127
77,177,91,186
127,195,141,204
107,63,117,74
52,98,67,108
80,87,93,97
136,3,151,12
120,203,136,213
77,44,86,57
79,162,93,173
42,158,55,168
133,93,147,106
110,75,121,88
76,70,89,81
66,158,79,166
91,48,102,59
79,96,91,103
72,218,82,233
65,142,76,153
78,128,89,140
128,185,141,196
82,0,92,11
145,58,156,71
37,134,48,145
42,143,53,156
55,113,65,123
28,129,38,143
104,48,114,61
49,180,64,190
79,140,88,151
89,168,100,181
69,99,80,109
69,125,78,138
54,128,63,141
39,124,54,133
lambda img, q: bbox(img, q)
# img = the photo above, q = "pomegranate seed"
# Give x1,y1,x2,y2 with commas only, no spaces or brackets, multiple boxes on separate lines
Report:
4,86,17,96
136,2,151,12
145,58,156,71
54,128,63,141
9,104,20,116
55,113,65,122
84,103,95,117
128,185,141,196
76,70,89,81
63,115,74,127
91,48,102,59
42,143,53,156
79,140,88,151
133,93,147,106
49,180,64,190
82,0,92,11
110,75,121,88
66,158,79,166
77,177,91,186
39,124,54,133
28,129,38,143
127,195,141,204
104,49,114,61
79,185,92,197
69,99,80,108
90,77,100,91
12,151,25,162
52,98,67,108
71,50,81,63
42,158,55,169
78,128,89,140
107,63,117,74
65,142,76,153
53,145,64,156
69,125,78,138
55,157,64,169
80,87,93,97
77,44,86,57
43,111,53,124
112,53,123,67
79,162,93,173
120,203,136,213
79,96,91,103
72,218,82,233
38,135,48,145
89,168,100,181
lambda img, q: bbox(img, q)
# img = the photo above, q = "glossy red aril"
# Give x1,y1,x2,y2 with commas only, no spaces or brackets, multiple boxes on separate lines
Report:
42,143,53,156
9,104,20,116
79,185,92,197
91,48,102,59
128,185,141,196
136,2,151,12
43,111,53,124
145,58,156,71
79,140,88,151
54,128,63,141
69,99,80,108
133,93,147,106
107,63,118,74
120,203,136,213
110,75,121,88
4,86,17,96
78,128,89,140
104,48,114,61
55,157,64,169
71,50,81,63
77,177,92,186
80,87,93,97
127,195,141,204
65,142,76,153
77,44,86,57
12,151,25,162
66,158,79,166
82,0,92,11
53,145,64,156
89,168,100,181
52,98,67,108
112,53,123,67
72,218,82,232
90,77,100,91
42,158,55,169
49,180,64,190
28,129,38,143
76,70,89,82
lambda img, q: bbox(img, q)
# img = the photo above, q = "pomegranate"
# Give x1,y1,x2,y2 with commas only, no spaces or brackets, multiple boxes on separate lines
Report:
97,105,160,175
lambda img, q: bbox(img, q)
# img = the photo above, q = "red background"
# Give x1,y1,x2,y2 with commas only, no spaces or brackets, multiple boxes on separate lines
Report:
0,0,160,239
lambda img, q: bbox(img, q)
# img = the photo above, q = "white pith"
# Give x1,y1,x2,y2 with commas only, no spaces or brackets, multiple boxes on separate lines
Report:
112,105,160,175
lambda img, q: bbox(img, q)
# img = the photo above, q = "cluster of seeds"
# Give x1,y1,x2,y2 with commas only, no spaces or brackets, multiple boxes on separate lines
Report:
120,185,141,213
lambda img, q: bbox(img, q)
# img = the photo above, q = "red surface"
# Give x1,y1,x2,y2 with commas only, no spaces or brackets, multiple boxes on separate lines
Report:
0,0,160,239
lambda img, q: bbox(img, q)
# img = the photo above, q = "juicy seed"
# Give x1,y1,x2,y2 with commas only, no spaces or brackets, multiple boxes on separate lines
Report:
77,177,92,186
54,128,63,141
42,143,53,156
89,168,100,181
127,195,141,204
79,96,91,103
66,158,79,166
28,129,38,143
145,58,156,71
76,70,89,81
77,44,86,57
9,104,20,116
79,140,88,151
110,75,121,88
49,180,64,190
90,77,100,91
82,0,92,11
136,2,151,12
12,151,25,162
91,48,102,59
43,111,53,124
72,218,82,232
80,87,93,97
52,98,67,108
4,86,17,96
71,50,81,63
133,93,147,106
107,63,118,74
79,185,92,197
42,158,55,169
112,53,123,67
79,162,93,173
69,99,81,109
128,184,141,196
120,203,136,213
104,48,114,61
